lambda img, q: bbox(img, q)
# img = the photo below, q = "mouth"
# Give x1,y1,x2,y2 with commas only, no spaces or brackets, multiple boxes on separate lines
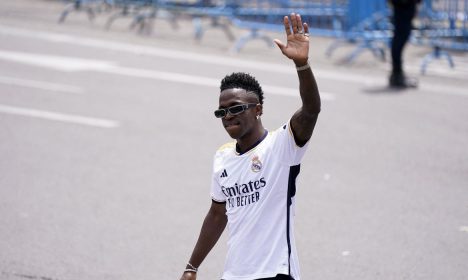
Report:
224,121,240,128
223,121,242,139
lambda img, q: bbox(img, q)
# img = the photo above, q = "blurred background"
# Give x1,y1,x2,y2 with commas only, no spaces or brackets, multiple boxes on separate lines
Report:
0,0,467,279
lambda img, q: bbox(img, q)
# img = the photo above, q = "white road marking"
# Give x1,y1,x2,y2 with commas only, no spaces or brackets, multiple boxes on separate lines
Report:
2,24,468,92
341,251,351,256
0,25,385,83
107,67,335,100
0,50,336,100
0,50,116,72
0,75,83,94
0,104,119,128
460,226,468,233
1,25,466,98
0,25,293,72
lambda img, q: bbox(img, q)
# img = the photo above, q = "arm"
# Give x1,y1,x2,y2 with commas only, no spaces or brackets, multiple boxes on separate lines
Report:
179,201,228,280
274,13,321,147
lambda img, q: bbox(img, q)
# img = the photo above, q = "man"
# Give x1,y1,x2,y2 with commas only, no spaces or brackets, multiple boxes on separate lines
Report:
389,0,421,88
179,13,320,280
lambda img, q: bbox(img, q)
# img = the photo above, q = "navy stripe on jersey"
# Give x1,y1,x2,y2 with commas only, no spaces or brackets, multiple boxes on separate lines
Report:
236,130,268,155
286,164,300,275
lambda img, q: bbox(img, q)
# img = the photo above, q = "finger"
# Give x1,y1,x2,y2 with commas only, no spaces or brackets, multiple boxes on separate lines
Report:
303,22,309,34
290,12,298,34
296,14,303,33
274,39,290,57
283,16,292,36
273,39,286,52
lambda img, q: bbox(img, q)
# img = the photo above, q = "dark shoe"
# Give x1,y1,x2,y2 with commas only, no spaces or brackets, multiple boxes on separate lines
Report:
389,72,418,89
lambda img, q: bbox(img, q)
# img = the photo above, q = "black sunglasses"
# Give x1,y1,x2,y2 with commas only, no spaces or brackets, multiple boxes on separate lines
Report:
214,103,258,118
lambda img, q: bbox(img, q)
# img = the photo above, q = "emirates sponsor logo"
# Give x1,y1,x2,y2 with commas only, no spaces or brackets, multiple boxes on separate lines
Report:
221,178,267,208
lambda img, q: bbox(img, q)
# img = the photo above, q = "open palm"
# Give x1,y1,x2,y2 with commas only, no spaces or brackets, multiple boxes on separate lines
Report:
274,13,310,65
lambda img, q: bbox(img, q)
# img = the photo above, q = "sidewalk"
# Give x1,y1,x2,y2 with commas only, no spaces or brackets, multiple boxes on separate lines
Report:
1,0,468,88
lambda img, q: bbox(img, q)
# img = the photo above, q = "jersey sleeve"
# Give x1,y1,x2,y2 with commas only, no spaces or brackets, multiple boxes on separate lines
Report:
210,152,227,203
272,120,310,166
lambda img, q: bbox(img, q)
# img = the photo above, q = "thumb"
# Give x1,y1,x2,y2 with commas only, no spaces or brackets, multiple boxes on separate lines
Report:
274,39,286,52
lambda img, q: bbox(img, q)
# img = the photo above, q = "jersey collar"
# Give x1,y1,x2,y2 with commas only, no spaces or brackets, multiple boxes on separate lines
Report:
235,130,268,155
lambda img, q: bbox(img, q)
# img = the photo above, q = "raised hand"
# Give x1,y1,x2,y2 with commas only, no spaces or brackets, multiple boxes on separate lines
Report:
179,271,196,280
274,13,310,66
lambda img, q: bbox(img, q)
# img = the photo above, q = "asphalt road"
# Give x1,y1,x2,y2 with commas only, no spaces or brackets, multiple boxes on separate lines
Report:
0,1,467,280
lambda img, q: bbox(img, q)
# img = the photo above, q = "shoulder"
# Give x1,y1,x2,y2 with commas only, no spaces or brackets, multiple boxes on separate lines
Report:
215,142,236,157
213,142,235,168
274,123,289,133
269,120,306,149
270,122,292,139
217,141,235,152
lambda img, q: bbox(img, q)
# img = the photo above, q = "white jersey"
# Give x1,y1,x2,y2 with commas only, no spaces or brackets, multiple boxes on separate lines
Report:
211,121,309,280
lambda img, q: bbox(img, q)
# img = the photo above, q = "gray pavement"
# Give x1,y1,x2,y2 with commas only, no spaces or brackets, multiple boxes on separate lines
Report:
0,1,467,280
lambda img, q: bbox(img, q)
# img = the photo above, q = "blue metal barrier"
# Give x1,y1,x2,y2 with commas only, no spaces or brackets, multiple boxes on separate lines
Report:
416,0,468,74
57,0,468,72
104,0,155,33
229,0,348,52
325,0,391,63
152,0,235,40
107,1,235,38
229,0,391,58
58,0,112,23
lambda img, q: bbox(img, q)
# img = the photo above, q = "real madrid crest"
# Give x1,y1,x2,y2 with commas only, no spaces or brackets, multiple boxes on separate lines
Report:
251,155,262,172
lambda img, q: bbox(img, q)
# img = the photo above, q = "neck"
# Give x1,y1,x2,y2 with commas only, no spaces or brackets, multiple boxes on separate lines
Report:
236,125,266,154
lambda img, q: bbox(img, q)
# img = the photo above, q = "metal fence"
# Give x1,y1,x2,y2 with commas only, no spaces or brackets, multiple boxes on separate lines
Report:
58,0,468,73
416,0,468,73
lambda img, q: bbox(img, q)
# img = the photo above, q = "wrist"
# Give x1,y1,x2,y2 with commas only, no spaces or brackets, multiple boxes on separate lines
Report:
294,59,309,67
295,61,310,71
184,262,198,273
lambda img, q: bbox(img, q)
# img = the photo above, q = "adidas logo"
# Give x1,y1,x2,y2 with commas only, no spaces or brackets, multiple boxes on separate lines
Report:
220,169,228,178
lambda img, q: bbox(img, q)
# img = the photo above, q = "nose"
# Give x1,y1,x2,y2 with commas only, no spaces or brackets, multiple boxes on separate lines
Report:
224,111,235,120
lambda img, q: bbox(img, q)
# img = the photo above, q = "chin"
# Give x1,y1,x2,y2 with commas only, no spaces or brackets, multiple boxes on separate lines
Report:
225,126,242,140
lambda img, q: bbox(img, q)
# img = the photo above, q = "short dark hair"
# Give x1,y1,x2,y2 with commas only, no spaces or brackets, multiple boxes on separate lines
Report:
220,72,264,104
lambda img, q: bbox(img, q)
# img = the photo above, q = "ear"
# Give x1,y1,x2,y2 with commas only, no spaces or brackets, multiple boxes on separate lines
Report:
256,104,263,116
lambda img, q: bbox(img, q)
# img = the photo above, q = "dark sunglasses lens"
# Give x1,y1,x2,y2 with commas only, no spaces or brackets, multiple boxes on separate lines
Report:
214,109,226,118
228,105,245,115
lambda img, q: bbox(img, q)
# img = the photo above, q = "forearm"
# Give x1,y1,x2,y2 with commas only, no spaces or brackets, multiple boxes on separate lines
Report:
187,206,227,269
289,61,321,146
295,61,321,116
